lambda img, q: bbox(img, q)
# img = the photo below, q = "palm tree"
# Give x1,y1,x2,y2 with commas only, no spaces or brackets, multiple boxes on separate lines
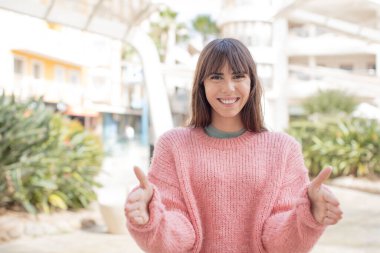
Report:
149,6,190,62
192,15,219,45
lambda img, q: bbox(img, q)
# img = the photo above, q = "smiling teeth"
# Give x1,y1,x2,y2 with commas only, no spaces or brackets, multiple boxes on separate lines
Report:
220,98,238,104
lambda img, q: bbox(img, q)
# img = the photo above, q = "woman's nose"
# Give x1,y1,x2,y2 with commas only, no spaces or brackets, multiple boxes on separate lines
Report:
223,80,236,92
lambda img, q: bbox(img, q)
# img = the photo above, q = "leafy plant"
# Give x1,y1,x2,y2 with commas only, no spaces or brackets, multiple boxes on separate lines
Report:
192,15,219,44
302,89,358,115
288,117,380,178
0,95,103,213
149,6,189,62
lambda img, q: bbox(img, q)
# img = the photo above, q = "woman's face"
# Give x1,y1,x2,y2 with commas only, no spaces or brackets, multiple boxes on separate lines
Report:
203,63,251,128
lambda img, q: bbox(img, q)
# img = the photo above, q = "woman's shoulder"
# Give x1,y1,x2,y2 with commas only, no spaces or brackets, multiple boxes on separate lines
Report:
258,131,300,148
156,127,193,144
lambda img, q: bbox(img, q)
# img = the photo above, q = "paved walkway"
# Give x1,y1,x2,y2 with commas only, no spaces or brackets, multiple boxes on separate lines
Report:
1,185,379,253
311,186,380,253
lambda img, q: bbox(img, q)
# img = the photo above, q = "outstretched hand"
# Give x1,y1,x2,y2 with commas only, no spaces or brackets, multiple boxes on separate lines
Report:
124,166,154,225
307,167,343,225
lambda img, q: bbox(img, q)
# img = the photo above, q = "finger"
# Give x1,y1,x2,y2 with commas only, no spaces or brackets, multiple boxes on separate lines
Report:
323,218,339,225
135,215,149,225
126,209,144,219
323,190,340,206
322,217,339,225
134,166,150,189
125,202,143,212
129,212,149,225
131,216,145,225
326,210,341,220
310,167,332,190
125,209,138,219
134,217,145,225
327,204,343,216
127,190,143,203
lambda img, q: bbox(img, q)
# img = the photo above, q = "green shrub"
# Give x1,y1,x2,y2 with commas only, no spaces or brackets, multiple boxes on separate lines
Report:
302,89,358,115
0,95,103,213
288,117,380,178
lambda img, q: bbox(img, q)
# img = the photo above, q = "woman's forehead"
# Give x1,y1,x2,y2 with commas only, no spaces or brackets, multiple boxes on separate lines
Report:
207,60,247,74
213,63,236,73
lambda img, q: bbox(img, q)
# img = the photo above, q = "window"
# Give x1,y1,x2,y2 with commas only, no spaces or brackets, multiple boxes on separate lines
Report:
13,57,25,75
339,64,353,71
54,65,65,83
253,22,272,47
367,63,376,75
235,22,272,47
367,63,376,70
257,64,273,89
68,70,80,85
32,61,44,79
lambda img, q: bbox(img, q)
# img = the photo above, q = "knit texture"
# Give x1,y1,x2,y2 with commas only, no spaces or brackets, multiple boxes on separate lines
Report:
127,127,326,253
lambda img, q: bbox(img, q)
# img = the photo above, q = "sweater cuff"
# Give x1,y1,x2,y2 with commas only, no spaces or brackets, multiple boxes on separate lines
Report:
295,187,326,230
127,185,164,232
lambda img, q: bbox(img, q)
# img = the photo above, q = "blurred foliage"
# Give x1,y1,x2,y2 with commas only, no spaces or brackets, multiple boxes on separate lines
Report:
288,89,379,178
302,89,358,115
121,43,138,61
288,117,380,178
148,8,219,62
0,95,104,213
149,6,189,62
192,15,219,44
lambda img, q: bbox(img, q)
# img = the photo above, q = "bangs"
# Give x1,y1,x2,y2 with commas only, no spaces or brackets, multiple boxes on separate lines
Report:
202,40,250,81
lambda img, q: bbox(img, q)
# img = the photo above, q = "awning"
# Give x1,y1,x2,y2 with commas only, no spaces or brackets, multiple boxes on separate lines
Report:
0,0,159,41
65,106,99,117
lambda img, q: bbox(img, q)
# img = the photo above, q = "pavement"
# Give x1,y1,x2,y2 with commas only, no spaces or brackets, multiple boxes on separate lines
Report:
1,141,379,253
311,186,380,253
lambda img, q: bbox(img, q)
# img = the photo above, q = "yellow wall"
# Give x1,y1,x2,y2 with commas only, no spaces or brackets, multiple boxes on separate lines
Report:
11,50,82,82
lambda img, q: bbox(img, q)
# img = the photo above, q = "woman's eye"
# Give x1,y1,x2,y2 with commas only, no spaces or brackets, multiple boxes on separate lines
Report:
233,74,246,79
210,75,222,80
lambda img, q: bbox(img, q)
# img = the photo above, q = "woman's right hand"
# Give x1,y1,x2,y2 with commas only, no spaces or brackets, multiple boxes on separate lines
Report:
125,166,154,225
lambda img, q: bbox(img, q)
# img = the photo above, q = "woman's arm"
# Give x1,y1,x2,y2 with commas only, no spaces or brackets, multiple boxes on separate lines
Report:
261,141,326,253
125,134,196,253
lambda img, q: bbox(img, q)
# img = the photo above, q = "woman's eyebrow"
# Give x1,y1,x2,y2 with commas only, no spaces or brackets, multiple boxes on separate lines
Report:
232,71,246,74
209,71,246,75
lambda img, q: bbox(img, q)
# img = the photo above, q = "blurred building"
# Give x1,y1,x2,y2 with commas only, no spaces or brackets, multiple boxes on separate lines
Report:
218,0,380,130
0,9,148,155
1,0,379,137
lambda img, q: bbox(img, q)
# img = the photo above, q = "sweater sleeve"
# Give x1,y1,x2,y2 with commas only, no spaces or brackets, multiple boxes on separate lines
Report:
126,133,196,253
262,139,326,253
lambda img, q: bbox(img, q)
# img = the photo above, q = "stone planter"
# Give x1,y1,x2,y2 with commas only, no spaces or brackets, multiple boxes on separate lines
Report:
97,186,131,234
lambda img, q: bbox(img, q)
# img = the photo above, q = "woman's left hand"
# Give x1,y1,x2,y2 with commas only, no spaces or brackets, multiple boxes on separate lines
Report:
307,167,343,225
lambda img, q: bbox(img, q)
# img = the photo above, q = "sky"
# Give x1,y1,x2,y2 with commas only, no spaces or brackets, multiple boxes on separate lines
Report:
153,0,223,23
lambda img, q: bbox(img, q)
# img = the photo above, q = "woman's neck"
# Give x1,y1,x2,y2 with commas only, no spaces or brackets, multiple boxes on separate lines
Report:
211,116,244,132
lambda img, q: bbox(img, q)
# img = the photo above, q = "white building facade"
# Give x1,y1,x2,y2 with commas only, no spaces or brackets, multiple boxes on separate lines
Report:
217,0,380,130
0,8,149,155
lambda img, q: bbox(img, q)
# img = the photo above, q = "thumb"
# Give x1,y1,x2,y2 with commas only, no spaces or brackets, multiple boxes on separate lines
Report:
134,166,150,189
310,166,332,190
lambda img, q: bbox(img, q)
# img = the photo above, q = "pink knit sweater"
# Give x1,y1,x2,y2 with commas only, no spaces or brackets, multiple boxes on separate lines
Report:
127,127,326,253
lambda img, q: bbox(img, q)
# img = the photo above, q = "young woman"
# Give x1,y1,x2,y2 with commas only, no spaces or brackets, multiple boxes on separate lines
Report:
124,38,343,253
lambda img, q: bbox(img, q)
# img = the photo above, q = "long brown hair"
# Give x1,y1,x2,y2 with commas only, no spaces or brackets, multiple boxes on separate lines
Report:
188,38,266,132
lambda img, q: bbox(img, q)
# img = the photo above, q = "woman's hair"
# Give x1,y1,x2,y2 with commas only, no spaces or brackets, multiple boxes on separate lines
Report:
188,38,266,132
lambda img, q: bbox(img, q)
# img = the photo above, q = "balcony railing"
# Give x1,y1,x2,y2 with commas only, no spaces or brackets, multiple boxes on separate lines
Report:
288,65,380,99
6,77,127,108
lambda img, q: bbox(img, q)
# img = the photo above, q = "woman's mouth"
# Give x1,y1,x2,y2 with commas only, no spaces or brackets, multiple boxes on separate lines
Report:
217,98,240,104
